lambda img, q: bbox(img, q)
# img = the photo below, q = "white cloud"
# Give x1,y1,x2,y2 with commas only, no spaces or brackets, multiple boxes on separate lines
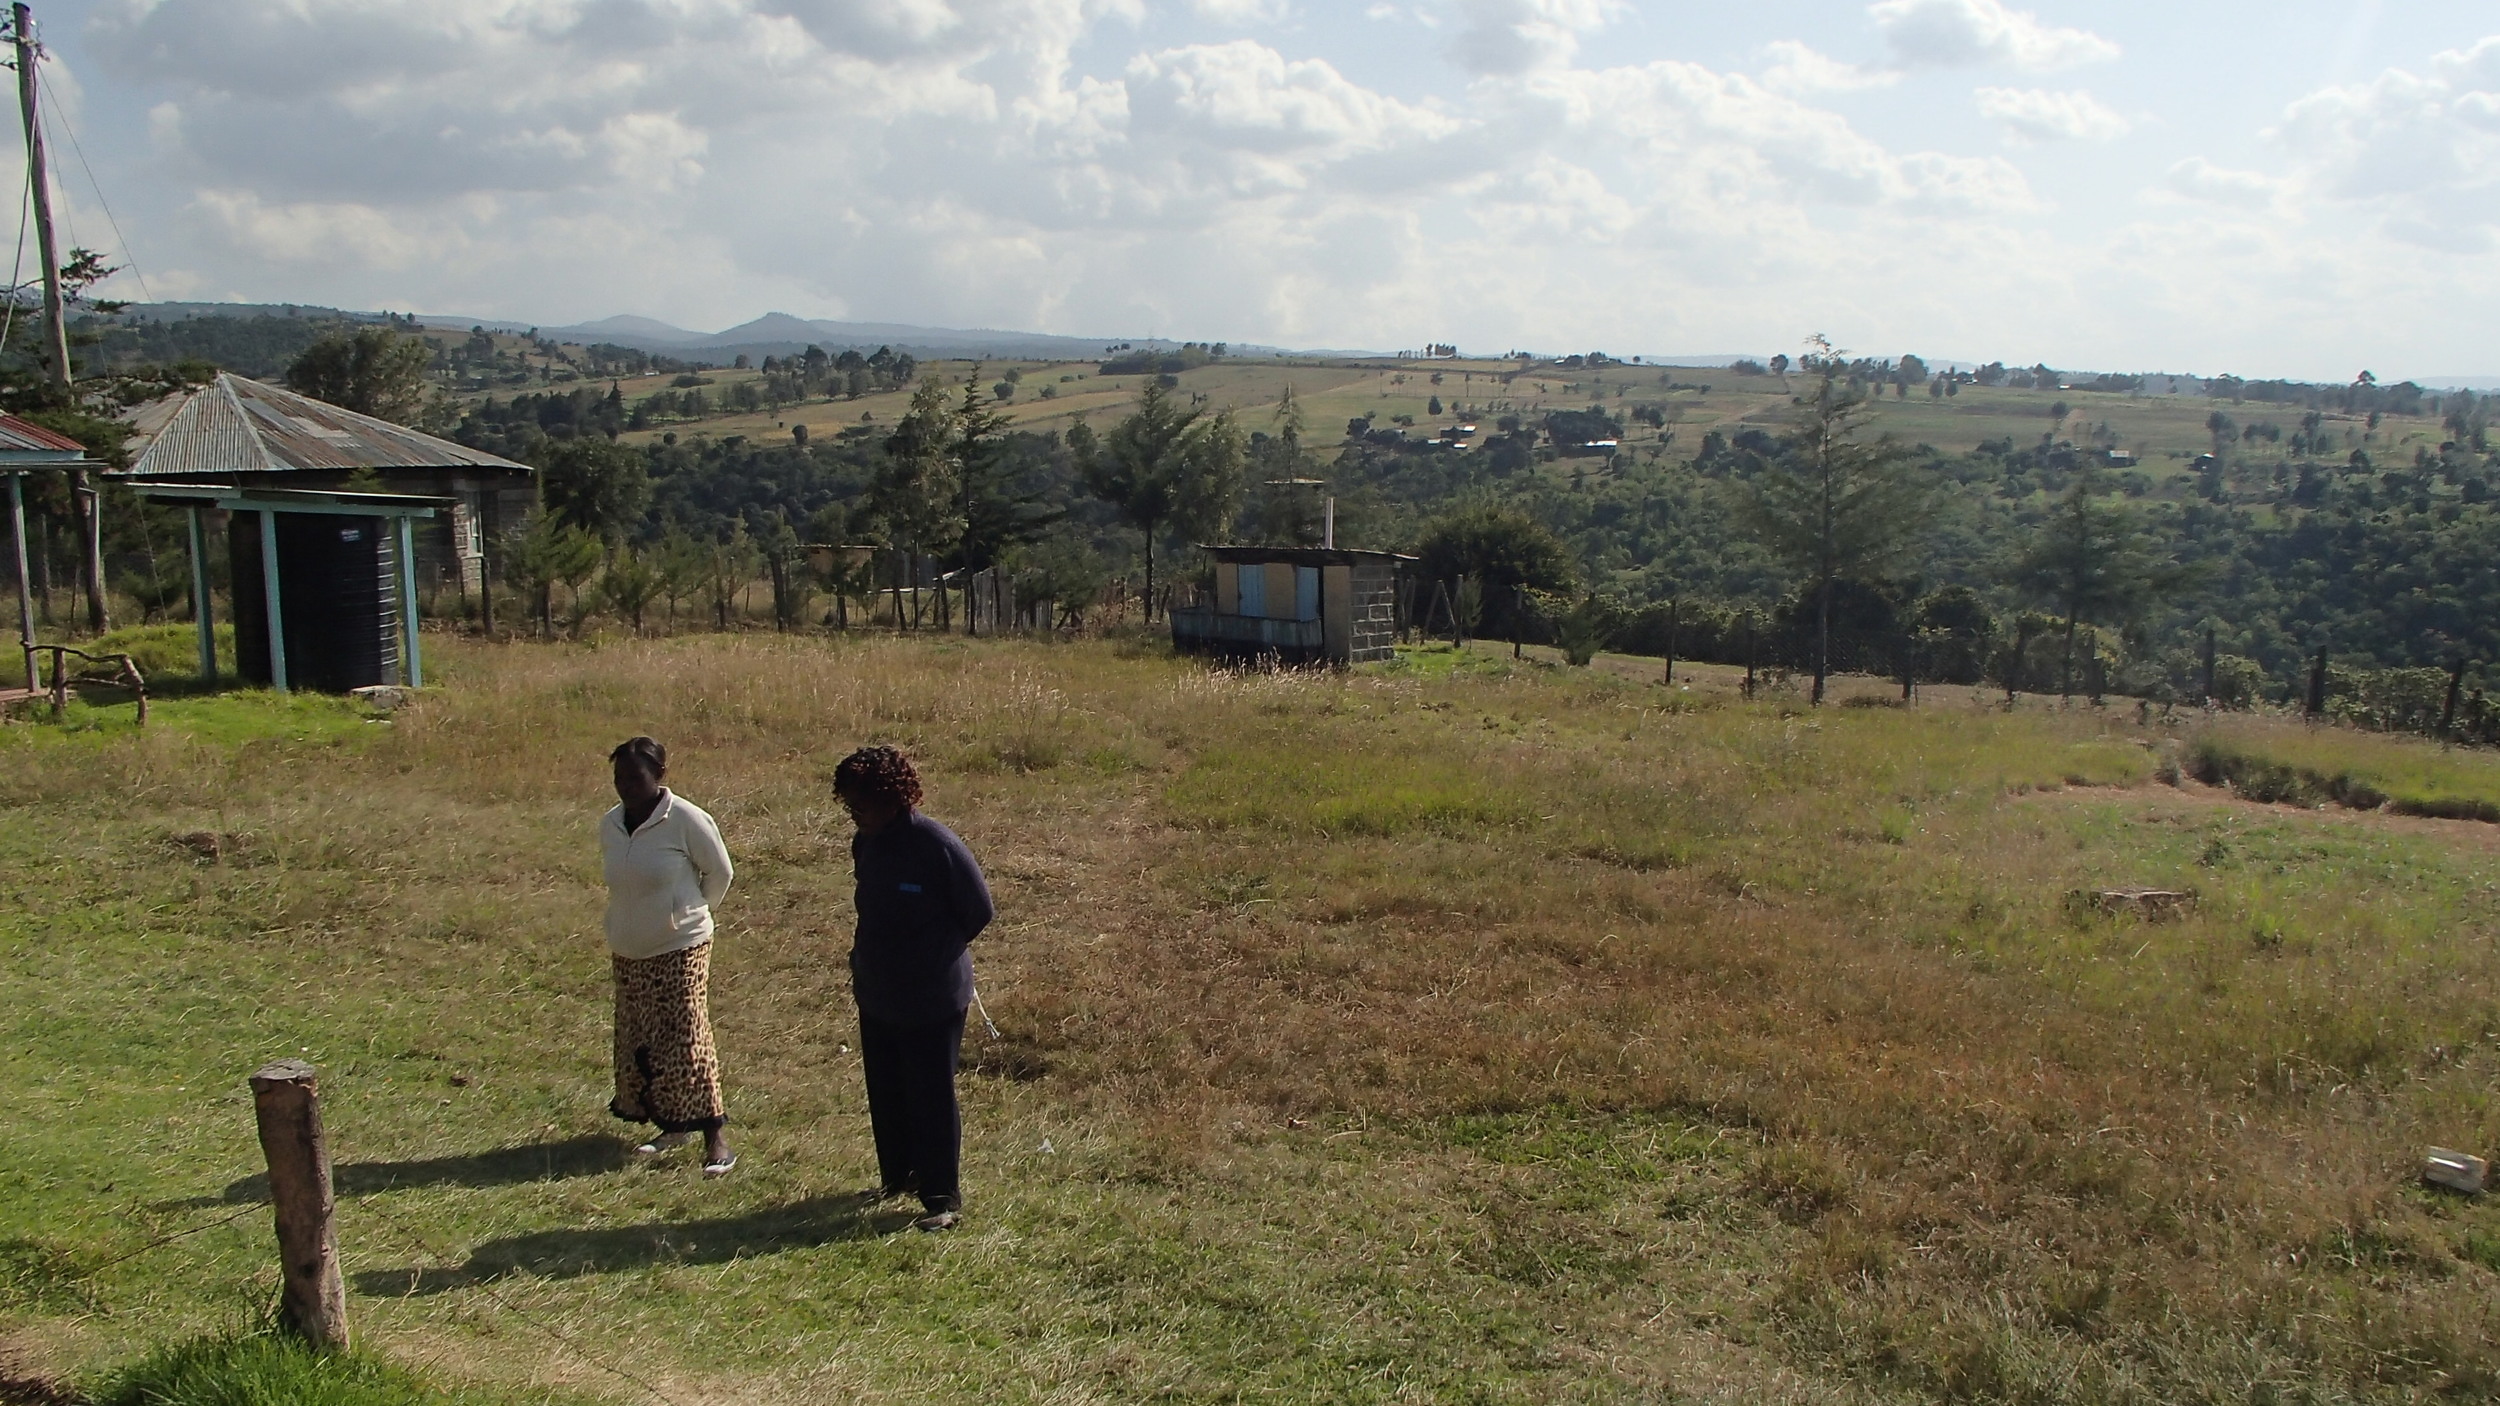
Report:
1438,0,1627,77
1128,42,1455,155
2161,157,2282,209
2268,34,2500,249
1869,0,2119,72
191,188,473,271
1974,86,2129,142
1122,41,1458,197
60,0,2500,377
1191,0,1291,24
1760,40,1897,96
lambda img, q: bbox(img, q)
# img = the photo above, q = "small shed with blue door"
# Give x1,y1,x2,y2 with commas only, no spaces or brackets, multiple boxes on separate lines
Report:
1170,545,1409,666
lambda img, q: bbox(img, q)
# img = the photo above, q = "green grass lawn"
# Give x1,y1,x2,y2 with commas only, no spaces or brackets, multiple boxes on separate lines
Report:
4,633,2499,1403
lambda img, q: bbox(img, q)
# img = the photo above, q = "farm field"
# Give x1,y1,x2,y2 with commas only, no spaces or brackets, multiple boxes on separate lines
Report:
586,354,2444,483
5,632,2500,1403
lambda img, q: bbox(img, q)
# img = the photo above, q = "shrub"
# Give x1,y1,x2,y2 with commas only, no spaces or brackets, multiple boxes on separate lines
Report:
1555,599,1605,666
2209,653,2270,707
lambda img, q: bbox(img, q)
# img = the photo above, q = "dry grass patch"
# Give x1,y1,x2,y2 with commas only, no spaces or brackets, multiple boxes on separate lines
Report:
4,634,2500,1402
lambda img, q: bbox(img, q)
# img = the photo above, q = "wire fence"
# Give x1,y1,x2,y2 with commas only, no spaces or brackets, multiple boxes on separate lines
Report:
69,1173,686,1406
1409,578,2497,747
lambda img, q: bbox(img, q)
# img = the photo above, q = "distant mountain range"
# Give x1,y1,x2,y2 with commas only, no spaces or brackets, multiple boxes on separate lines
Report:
426,311,1282,364
96,304,2498,387
108,302,1285,363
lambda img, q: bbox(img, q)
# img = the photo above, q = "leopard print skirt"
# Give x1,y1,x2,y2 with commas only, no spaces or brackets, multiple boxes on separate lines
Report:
609,943,725,1134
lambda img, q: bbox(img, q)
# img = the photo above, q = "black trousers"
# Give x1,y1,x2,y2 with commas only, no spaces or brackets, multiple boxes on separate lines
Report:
858,1009,966,1214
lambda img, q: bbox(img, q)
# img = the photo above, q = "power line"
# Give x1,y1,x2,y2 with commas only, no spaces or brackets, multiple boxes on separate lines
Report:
2,167,25,352
36,69,148,303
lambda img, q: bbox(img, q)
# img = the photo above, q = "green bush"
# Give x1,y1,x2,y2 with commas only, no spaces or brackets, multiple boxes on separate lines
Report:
2208,654,2270,707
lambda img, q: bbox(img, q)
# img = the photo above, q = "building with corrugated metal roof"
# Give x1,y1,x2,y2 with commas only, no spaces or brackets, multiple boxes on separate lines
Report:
111,373,534,601
1,412,102,695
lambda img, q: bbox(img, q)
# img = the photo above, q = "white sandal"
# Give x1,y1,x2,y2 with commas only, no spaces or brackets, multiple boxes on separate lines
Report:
635,1131,694,1155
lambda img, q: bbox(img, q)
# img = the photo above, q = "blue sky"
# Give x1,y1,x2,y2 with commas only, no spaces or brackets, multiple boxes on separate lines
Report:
20,1,2500,380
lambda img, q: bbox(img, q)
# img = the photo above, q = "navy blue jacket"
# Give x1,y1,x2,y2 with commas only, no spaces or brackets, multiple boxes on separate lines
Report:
848,811,993,1025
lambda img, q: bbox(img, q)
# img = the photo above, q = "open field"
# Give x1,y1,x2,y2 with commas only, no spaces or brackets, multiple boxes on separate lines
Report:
588,356,2446,483
5,633,2500,1402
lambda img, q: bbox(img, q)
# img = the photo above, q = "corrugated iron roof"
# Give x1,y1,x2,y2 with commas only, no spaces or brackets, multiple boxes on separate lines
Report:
113,373,532,478
0,412,93,459
1197,545,1415,564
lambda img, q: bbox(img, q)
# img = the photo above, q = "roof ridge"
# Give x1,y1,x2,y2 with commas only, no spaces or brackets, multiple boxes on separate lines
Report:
115,374,533,476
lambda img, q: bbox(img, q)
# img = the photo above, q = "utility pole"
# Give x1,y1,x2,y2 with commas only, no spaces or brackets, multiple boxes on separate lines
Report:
12,2,103,632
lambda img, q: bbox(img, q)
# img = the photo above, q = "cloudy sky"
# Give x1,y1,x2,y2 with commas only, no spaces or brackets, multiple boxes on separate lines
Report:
16,0,2500,379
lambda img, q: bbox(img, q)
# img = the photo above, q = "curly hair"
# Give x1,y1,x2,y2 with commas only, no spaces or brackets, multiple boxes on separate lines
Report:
834,745,922,809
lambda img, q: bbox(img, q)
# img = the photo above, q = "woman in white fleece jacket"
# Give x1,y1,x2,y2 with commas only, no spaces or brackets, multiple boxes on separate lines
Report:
600,736,737,1175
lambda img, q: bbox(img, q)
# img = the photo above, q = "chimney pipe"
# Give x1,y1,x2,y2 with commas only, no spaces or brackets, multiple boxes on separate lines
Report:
1323,496,1335,549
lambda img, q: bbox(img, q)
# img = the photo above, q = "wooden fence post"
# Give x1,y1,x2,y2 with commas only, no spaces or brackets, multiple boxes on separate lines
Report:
248,1059,348,1348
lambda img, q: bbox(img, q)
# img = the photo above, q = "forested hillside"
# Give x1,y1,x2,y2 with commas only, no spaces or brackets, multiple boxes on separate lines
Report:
36,309,2500,712
431,342,2498,706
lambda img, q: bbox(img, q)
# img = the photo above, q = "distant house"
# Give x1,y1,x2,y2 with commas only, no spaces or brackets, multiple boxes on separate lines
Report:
1170,546,1410,666
2105,449,2139,467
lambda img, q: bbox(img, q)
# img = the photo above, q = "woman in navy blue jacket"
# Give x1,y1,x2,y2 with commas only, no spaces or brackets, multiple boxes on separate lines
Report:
834,746,994,1230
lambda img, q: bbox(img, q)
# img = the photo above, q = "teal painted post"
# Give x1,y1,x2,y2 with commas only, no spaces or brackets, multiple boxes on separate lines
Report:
396,514,421,688
259,509,288,693
187,507,217,684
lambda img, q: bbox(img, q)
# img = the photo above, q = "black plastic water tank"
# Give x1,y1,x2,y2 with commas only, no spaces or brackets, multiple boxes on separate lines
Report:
229,512,402,692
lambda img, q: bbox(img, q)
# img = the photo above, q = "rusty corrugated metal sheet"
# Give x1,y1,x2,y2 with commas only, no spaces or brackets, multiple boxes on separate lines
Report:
0,412,91,457
113,373,532,478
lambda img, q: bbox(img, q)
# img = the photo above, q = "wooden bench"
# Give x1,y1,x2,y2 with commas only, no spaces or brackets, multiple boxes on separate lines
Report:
4,646,148,725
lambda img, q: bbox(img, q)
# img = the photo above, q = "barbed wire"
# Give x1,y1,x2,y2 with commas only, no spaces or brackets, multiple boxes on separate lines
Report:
83,1201,261,1275
71,1180,687,1406
352,1198,687,1406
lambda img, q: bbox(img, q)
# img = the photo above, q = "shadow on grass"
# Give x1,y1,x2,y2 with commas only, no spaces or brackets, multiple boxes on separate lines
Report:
196,1135,633,1208
350,1195,912,1296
